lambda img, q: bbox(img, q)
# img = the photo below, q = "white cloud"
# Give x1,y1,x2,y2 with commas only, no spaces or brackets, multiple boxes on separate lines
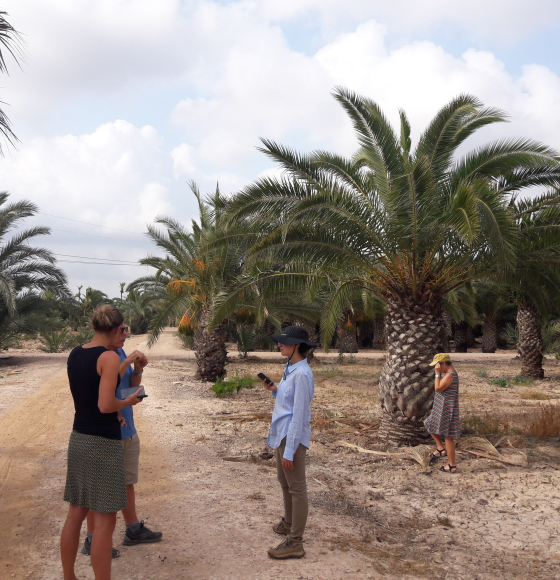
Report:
2,1,560,295
0,120,173,230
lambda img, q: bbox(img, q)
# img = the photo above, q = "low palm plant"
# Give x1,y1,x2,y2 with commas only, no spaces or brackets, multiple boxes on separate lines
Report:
216,89,560,443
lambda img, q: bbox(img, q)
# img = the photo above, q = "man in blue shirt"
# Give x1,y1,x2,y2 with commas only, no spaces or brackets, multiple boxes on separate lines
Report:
82,332,162,557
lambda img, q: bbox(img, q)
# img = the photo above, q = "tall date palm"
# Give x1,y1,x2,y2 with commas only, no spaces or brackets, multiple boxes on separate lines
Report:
216,89,560,443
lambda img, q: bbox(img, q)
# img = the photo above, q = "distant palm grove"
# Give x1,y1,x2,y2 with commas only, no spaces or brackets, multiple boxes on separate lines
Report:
5,89,560,444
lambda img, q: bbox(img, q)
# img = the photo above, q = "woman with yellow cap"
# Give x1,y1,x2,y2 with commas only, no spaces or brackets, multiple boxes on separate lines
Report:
424,353,460,473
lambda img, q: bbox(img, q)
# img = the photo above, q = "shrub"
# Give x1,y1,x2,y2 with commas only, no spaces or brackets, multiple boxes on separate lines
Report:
212,375,256,398
39,329,71,353
474,368,489,378
64,327,94,349
488,377,508,388
521,391,558,400
461,413,512,436
510,375,534,386
524,404,560,438
177,332,194,349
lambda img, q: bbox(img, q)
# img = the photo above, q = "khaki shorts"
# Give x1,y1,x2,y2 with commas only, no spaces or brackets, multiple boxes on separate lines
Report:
121,433,140,485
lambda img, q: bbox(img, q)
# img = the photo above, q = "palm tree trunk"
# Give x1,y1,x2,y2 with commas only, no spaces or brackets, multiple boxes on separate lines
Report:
358,319,374,348
517,303,544,379
378,298,444,445
453,321,469,353
337,326,358,353
194,309,228,381
466,324,476,348
481,320,497,353
372,317,386,349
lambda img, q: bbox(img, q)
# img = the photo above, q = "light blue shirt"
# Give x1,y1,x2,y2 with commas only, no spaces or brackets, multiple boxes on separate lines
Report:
267,358,314,461
116,348,137,439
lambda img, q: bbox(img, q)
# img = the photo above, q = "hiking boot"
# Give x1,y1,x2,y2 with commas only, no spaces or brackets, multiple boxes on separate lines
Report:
272,518,292,536
267,536,305,559
122,521,163,546
81,536,120,558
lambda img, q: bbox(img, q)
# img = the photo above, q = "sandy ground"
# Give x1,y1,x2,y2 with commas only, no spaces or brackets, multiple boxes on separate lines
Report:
1,330,560,580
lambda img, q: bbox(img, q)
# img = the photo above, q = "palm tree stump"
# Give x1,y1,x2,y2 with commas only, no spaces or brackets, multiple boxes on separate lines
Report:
517,303,544,378
194,310,228,381
377,301,443,445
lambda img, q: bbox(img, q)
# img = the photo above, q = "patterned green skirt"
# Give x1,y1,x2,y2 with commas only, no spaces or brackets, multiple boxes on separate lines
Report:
63,430,127,513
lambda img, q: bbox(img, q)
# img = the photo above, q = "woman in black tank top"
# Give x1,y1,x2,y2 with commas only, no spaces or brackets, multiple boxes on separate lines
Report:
60,305,143,580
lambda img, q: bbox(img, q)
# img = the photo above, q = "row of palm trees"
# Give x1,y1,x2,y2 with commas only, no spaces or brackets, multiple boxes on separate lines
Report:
130,89,560,444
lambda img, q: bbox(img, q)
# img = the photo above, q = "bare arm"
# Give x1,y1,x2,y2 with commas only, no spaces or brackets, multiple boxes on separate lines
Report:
435,373,453,392
98,351,142,413
119,350,148,387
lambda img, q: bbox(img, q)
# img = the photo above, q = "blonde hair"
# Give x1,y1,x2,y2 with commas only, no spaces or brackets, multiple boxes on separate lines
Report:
91,304,124,332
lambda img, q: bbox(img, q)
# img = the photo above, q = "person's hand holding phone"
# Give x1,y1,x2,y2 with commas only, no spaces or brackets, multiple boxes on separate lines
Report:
257,372,277,393
126,388,144,406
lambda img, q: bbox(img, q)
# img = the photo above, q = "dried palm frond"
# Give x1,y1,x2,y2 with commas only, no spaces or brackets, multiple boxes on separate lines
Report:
491,435,526,450
404,446,432,471
457,436,500,457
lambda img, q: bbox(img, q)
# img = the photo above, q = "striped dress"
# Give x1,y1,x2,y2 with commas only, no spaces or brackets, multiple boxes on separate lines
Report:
424,371,460,439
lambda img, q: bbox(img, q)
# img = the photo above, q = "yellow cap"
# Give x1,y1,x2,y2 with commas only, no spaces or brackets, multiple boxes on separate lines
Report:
429,353,451,366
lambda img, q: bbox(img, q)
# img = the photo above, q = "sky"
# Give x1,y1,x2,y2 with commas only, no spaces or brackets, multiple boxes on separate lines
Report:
1,0,560,297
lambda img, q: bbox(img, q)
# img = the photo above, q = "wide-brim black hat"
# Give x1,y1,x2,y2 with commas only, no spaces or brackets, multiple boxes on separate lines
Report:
270,325,317,347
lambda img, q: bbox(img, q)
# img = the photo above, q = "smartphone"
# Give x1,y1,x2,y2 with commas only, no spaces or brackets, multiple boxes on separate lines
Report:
120,386,148,399
257,372,273,385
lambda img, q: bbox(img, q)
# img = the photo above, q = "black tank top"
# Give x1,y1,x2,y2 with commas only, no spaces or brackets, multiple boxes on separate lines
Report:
67,346,121,440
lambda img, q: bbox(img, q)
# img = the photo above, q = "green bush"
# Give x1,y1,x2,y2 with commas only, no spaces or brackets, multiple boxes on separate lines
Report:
212,375,256,398
474,368,489,378
39,329,71,353
65,327,94,349
177,332,194,349
510,375,534,386
488,377,508,388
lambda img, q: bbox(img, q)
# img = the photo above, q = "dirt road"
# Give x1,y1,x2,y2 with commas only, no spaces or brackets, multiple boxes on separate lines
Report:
0,331,390,580
1,330,560,580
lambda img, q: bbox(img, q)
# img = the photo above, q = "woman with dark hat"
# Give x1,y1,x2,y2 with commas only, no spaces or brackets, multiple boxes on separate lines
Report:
261,326,317,559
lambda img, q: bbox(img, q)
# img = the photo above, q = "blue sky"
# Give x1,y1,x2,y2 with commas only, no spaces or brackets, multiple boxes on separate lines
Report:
1,0,560,296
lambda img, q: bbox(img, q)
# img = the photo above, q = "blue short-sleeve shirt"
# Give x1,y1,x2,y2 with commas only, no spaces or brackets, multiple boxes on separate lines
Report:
116,348,137,439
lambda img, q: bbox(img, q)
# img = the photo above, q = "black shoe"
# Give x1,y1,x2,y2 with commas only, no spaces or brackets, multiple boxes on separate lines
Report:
81,536,120,558
122,521,163,546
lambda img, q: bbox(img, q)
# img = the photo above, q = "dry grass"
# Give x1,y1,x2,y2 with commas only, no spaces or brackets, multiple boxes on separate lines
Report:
247,492,265,500
520,391,558,400
461,413,513,436
524,403,560,438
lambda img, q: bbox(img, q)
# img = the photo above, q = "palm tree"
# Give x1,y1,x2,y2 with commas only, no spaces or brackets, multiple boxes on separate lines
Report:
77,287,109,317
0,12,24,155
120,289,158,334
0,193,69,348
216,90,560,443
129,183,246,381
493,191,560,377
473,279,516,353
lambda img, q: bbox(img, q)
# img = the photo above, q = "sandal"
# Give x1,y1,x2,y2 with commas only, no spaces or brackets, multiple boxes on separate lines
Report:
429,448,447,460
439,464,457,473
